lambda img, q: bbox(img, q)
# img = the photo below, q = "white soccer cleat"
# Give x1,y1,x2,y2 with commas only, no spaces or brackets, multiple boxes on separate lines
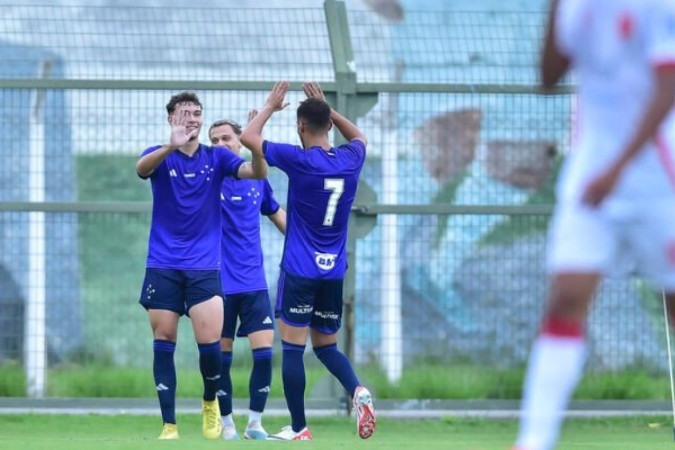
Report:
244,420,269,440
268,425,313,440
221,423,240,441
353,386,376,439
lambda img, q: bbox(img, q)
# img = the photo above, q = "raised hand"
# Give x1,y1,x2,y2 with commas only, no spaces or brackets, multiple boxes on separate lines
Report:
169,110,198,148
302,81,326,101
264,81,291,112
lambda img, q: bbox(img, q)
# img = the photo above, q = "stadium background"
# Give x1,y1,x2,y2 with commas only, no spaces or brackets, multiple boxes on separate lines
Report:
0,0,670,413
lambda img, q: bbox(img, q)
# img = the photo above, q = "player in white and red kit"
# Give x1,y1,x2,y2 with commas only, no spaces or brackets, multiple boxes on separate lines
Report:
513,1,675,449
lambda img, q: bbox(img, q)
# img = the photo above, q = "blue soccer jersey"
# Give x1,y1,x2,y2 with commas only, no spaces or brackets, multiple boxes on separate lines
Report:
263,139,366,279
140,143,245,270
220,177,280,294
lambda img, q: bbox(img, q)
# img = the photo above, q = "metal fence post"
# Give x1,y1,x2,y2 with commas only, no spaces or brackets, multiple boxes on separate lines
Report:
324,0,378,414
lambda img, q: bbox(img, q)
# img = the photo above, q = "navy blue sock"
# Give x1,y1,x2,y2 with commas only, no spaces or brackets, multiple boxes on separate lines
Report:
153,339,177,424
250,347,273,413
313,343,360,397
198,341,222,401
282,340,306,432
217,351,233,416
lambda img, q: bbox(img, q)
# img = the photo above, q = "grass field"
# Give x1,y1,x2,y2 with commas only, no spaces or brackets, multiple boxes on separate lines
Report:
0,414,673,450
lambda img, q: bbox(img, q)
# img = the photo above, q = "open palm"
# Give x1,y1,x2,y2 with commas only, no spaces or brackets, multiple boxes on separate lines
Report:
169,112,198,147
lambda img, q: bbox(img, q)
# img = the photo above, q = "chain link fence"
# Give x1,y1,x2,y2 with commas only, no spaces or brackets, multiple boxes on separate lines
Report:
0,1,667,403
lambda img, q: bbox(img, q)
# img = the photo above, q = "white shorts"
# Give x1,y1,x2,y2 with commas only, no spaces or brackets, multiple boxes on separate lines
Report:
546,198,675,291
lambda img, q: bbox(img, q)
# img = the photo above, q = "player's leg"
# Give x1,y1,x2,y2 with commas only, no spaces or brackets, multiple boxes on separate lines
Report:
239,290,275,440
514,203,613,450
245,329,274,439
514,273,599,450
218,294,239,440
310,331,360,397
139,268,184,440
218,335,238,440
186,270,225,440
149,310,181,440
269,271,313,441
310,278,375,439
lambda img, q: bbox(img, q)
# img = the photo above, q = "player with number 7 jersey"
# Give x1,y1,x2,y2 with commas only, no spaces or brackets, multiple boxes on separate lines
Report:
240,81,376,440
264,141,363,279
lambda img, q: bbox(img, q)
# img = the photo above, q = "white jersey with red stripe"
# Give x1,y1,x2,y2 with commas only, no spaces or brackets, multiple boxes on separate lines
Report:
555,0,675,204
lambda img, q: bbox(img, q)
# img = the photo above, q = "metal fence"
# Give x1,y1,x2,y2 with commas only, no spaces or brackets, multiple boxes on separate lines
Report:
0,0,667,403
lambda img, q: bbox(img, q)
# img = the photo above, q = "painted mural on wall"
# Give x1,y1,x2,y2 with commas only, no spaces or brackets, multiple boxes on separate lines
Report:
350,0,664,371
0,0,665,371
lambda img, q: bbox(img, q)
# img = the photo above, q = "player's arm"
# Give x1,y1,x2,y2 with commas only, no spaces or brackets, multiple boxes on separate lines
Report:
236,152,269,179
302,82,367,146
608,69,675,171
268,207,287,235
583,68,675,206
540,0,570,89
136,144,177,178
331,109,367,146
240,81,290,159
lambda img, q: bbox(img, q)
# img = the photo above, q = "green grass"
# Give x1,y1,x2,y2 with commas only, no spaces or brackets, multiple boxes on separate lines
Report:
1,362,673,401
0,414,672,450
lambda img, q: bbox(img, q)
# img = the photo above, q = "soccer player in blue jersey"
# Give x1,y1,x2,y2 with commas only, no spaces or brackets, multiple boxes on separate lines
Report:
241,81,376,441
136,91,272,441
208,114,286,441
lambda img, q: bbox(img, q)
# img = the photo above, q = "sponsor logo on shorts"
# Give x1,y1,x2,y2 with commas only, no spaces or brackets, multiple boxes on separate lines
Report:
262,316,273,324
314,310,339,320
289,304,313,315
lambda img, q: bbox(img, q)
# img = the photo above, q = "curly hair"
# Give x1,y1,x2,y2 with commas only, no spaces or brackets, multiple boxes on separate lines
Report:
166,91,202,115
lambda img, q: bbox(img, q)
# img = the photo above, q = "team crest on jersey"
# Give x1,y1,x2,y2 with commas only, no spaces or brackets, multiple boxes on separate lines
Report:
314,252,337,271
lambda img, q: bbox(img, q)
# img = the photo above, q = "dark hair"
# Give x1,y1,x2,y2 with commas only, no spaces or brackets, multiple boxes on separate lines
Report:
297,98,331,132
166,91,202,115
208,119,242,136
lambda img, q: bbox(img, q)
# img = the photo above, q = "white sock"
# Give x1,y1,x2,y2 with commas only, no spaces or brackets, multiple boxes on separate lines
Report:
221,413,235,427
248,410,262,424
515,334,586,450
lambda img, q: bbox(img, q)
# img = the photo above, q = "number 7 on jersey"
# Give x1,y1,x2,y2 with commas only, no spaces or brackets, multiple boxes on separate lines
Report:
323,178,344,226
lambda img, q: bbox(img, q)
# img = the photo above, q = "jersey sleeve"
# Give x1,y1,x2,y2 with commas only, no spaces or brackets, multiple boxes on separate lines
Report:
214,146,246,178
260,179,281,216
554,0,582,60
263,140,301,174
138,145,162,179
647,2,675,68
337,139,367,164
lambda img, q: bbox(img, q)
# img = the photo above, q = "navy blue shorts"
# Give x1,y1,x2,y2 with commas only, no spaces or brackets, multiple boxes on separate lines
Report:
139,268,222,316
222,290,275,339
275,270,343,334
